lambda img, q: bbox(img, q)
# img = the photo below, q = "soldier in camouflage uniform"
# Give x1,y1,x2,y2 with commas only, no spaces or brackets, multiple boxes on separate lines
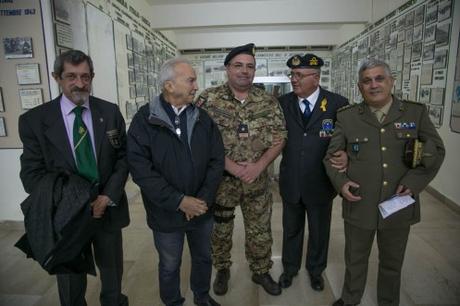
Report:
196,43,287,296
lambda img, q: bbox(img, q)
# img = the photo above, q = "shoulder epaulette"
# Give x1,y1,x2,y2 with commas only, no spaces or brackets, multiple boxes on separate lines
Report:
337,103,358,112
195,94,207,108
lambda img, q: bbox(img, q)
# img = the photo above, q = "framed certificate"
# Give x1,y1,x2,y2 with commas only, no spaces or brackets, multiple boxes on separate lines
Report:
16,63,41,85
19,88,43,109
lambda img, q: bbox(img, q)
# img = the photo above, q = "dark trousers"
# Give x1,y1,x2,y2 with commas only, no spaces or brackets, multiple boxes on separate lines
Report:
57,228,127,306
281,199,332,276
341,222,410,306
153,217,213,306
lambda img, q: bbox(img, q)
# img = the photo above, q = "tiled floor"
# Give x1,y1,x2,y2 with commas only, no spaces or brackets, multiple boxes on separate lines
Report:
0,179,459,306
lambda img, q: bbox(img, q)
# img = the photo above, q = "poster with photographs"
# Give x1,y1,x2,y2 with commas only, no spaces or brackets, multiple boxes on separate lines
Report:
413,24,423,42
425,24,436,42
126,34,133,51
414,5,425,25
0,117,6,137
428,105,443,126
0,87,4,112
423,44,435,61
451,32,460,132
435,23,450,46
419,87,431,103
438,0,451,22
425,2,438,24
434,49,448,69
19,88,43,109
430,88,444,105
3,37,33,59
16,63,41,85
412,42,422,58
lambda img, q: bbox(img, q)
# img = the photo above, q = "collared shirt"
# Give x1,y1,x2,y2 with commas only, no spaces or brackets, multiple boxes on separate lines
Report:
60,95,97,161
369,99,393,121
298,86,320,113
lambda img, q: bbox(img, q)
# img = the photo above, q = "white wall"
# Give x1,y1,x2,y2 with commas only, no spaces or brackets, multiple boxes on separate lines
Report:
0,150,28,221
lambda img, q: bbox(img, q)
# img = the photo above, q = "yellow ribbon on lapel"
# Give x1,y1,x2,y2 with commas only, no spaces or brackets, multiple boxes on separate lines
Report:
320,98,327,112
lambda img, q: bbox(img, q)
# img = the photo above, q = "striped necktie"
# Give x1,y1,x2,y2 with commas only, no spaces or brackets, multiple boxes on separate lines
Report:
73,106,99,183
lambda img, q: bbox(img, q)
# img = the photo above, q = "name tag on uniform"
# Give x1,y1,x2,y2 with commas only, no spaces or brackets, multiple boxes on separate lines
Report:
238,123,249,138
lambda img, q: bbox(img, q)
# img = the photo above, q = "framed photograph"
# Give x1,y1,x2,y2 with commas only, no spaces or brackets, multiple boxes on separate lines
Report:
53,0,71,24
127,52,134,68
16,63,41,85
414,5,425,25
129,86,136,99
423,44,435,61
405,28,413,44
435,23,450,46
19,88,43,109
0,87,4,112
434,49,448,69
430,87,445,105
419,87,431,103
425,24,436,42
421,63,433,85
428,105,443,126
0,117,6,137
126,34,133,51
425,3,438,24
404,45,412,64
128,70,135,85
3,37,33,59
438,0,451,22
413,24,423,42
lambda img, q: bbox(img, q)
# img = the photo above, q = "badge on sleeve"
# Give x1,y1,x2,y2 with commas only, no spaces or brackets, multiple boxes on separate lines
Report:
319,119,334,137
107,129,121,148
238,123,249,138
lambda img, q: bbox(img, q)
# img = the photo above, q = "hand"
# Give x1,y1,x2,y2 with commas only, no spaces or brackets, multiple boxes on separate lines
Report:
329,150,348,173
341,181,362,202
272,134,283,147
396,184,412,196
91,195,110,218
178,196,208,221
237,161,264,184
227,161,246,178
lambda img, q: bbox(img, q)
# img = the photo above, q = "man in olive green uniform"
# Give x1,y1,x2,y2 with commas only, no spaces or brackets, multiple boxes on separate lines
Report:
196,43,287,296
324,59,445,306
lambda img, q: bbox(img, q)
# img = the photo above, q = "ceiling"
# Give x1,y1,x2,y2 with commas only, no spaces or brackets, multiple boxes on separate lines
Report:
141,0,403,50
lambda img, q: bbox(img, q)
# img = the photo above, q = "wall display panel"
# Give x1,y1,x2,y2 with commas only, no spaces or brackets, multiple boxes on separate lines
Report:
0,117,6,137
450,31,460,132
332,0,454,128
16,63,40,85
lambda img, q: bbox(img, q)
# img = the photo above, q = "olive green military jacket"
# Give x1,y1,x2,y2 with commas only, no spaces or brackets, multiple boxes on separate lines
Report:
323,97,445,229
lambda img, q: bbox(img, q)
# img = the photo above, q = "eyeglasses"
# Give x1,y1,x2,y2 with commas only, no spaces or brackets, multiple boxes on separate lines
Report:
229,63,256,71
287,72,318,80
62,73,93,83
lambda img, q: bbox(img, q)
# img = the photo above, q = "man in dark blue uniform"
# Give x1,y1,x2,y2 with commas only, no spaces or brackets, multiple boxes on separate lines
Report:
278,53,348,291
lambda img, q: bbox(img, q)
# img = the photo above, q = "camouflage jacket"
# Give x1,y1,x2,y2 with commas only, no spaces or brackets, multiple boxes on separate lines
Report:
196,83,287,162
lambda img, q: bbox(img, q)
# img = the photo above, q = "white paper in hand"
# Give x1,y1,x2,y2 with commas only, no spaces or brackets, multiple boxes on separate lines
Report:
378,195,415,219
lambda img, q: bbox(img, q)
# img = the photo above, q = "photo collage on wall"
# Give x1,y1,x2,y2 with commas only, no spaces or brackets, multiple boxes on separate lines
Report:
333,0,453,127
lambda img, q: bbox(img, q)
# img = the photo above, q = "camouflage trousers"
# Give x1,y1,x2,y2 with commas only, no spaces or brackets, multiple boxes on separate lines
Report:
211,172,273,274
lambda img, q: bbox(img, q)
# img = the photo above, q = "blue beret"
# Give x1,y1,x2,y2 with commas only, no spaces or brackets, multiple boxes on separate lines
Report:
224,43,256,66
287,53,324,68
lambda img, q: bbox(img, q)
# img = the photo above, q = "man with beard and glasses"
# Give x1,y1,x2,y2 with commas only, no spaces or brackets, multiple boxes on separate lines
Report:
18,50,129,306
127,58,224,306
323,58,445,306
196,43,287,296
